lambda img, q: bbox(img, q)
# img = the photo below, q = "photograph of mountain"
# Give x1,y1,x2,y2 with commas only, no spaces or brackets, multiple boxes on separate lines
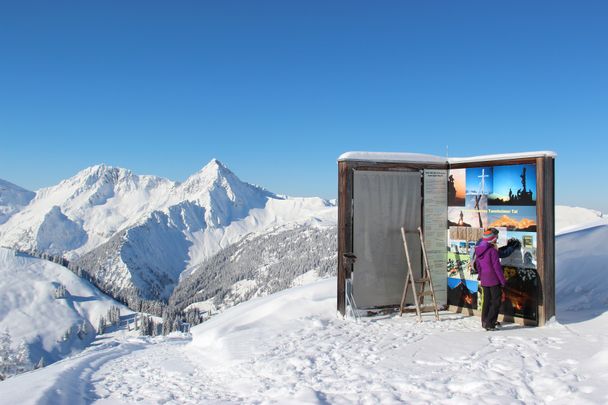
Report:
488,206,537,232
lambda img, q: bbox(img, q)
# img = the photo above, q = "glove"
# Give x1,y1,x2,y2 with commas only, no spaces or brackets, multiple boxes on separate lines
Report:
507,238,521,249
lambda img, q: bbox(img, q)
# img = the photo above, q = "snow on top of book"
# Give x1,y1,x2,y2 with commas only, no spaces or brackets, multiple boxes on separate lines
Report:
338,151,556,164
337,151,446,164
448,151,557,164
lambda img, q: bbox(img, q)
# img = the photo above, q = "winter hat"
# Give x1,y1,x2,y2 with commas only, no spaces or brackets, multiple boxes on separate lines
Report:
483,228,499,243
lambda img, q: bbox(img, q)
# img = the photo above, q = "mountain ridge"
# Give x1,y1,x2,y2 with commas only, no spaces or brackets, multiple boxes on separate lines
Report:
0,160,336,302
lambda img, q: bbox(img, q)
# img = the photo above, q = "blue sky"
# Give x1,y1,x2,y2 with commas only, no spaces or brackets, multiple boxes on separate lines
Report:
1,1,607,212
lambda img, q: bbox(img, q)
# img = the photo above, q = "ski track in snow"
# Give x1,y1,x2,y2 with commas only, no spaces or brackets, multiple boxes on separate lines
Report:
91,338,225,405
187,316,585,404
38,340,147,405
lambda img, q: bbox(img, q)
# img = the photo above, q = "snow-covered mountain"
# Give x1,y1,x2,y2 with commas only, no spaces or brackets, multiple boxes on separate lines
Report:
172,159,274,228
0,178,35,225
0,247,129,368
169,223,337,313
0,165,176,256
0,160,336,302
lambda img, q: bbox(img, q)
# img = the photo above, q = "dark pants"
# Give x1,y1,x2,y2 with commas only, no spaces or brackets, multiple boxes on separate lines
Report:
482,285,502,328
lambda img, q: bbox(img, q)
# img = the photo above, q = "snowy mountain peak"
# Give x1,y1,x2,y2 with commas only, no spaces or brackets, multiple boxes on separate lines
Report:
205,158,226,171
172,160,274,228
198,158,229,175
178,159,273,210
181,159,240,194
0,165,177,257
47,164,176,205
80,163,115,173
70,164,133,188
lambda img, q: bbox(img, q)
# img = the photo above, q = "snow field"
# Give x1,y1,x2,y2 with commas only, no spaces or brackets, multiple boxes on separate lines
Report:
182,278,608,404
8,277,603,404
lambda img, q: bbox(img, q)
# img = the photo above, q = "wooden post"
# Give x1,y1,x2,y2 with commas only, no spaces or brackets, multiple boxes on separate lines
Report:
535,157,556,325
337,161,353,315
545,157,556,322
536,158,545,326
536,157,555,326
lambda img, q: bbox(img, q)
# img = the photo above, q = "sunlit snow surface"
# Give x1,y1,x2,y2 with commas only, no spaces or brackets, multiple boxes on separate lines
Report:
0,248,130,366
2,216,608,404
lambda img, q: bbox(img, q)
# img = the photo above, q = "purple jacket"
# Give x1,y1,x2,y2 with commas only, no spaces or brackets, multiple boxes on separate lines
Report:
475,241,506,287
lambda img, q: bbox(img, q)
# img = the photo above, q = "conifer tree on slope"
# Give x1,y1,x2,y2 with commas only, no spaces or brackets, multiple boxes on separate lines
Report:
35,356,45,370
0,328,14,380
15,339,31,374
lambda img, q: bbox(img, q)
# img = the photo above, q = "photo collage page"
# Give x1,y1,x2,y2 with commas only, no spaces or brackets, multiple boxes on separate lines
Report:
447,163,539,322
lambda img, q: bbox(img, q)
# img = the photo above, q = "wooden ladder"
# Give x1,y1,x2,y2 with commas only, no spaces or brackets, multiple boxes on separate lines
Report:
399,226,440,321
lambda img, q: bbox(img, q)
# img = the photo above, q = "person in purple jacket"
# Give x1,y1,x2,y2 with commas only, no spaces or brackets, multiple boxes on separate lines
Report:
475,228,507,331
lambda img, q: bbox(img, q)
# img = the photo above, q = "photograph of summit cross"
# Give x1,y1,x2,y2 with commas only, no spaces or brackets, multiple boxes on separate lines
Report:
488,164,537,206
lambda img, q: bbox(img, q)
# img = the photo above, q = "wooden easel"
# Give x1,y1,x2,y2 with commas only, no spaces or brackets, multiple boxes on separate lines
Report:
399,226,440,321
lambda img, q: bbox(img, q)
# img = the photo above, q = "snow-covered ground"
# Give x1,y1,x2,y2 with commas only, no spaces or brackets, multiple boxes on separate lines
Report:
1,217,607,404
0,248,131,368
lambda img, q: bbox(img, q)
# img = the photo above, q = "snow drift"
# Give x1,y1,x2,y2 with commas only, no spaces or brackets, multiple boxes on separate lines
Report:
556,223,608,317
555,205,606,234
190,278,335,365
